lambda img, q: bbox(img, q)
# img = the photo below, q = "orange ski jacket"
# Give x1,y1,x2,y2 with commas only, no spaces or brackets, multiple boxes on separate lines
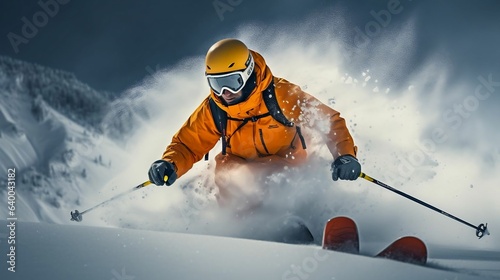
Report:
162,50,357,177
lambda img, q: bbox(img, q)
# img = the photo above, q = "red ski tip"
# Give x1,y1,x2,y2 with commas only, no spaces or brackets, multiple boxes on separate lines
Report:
322,216,359,254
376,236,427,265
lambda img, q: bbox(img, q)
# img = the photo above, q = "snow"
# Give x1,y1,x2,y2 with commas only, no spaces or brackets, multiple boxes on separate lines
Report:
1,10,500,280
0,56,128,224
0,221,496,280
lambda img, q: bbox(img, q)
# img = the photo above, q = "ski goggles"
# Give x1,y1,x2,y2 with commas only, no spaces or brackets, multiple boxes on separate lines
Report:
206,54,255,96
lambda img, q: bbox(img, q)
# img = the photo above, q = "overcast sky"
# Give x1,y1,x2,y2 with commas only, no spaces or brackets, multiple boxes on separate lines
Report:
1,0,499,93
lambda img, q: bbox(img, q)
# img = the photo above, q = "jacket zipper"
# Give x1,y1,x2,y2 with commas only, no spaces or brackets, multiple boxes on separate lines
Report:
259,129,271,155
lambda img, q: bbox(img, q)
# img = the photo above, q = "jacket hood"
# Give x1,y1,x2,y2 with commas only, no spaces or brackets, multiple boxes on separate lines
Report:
210,50,273,118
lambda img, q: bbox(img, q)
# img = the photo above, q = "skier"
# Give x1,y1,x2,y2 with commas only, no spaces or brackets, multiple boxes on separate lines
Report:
147,38,361,209
144,39,430,257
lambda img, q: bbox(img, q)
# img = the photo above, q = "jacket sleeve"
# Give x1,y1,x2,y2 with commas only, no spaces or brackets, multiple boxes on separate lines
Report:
294,86,357,159
161,97,221,177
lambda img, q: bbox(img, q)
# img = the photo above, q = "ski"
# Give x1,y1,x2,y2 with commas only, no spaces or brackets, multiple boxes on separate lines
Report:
322,216,427,265
322,216,359,253
274,215,315,244
376,236,427,265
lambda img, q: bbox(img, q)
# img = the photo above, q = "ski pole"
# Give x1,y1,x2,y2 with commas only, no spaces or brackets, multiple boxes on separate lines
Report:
70,176,167,222
359,173,489,239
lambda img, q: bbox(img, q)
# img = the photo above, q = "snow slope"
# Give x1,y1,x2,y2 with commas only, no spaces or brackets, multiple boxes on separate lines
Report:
0,221,497,280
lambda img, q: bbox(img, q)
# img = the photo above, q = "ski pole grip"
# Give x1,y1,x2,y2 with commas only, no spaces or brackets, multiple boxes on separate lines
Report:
142,175,168,188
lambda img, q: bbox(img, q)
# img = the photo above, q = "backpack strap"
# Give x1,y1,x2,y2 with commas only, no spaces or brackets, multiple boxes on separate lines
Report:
263,82,306,150
262,82,294,127
225,112,271,152
205,79,306,160
208,97,226,136
206,97,228,158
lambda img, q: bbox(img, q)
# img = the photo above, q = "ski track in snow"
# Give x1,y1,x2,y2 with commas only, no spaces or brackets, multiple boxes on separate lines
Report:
1,11,499,279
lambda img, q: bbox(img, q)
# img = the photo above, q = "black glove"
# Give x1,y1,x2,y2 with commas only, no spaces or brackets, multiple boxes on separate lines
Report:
331,155,361,181
148,160,178,186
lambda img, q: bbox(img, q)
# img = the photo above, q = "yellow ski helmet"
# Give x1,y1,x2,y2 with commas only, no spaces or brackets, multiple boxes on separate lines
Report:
205,39,255,96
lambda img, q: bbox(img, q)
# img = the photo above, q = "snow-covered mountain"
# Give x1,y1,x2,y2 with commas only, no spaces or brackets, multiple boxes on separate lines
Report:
0,56,139,223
